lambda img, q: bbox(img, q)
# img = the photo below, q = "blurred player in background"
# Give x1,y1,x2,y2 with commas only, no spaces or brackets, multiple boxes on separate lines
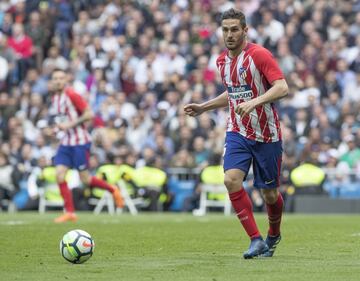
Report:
184,9,288,258
50,69,124,223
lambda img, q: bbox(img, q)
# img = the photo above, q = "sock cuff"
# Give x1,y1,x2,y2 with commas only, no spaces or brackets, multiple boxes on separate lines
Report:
89,176,96,186
229,188,246,201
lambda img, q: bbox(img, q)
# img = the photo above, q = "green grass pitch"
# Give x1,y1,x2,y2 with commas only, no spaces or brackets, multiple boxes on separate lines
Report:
0,213,359,281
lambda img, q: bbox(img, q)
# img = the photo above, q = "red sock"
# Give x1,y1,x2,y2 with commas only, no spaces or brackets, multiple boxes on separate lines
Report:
266,193,284,236
229,188,261,240
59,181,75,213
89,176,115,193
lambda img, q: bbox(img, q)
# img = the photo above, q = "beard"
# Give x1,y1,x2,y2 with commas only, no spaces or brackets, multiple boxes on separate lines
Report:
224,32,246,50
54,84,65,93
225,41,242,50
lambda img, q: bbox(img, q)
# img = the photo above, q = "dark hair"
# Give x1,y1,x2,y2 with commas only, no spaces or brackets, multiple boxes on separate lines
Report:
51,68,66,77
221,8,247,28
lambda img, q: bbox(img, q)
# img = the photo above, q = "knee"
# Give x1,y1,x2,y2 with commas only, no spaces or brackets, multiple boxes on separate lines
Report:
224,174,242,193
262,189,279,204
80,173,91,186
56,172,66,184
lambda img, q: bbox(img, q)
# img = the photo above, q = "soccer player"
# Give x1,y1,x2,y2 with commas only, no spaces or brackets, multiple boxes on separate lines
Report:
184,9,288,259
50,69,124,223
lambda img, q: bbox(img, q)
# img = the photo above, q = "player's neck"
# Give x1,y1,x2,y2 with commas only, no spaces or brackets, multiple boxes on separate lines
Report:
228,39,248,58
53,89,64,96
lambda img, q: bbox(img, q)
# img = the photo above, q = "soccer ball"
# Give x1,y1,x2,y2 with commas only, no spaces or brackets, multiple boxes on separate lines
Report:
59,229,95,264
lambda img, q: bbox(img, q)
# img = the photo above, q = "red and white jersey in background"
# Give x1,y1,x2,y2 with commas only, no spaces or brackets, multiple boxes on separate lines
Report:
50,87,91,146
216,43,284,143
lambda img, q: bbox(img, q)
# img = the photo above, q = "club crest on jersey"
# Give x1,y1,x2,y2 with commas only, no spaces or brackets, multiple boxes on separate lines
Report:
239,67,247,79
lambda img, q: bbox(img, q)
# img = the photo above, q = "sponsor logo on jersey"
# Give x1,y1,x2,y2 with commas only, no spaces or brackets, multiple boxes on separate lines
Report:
227,85,253,100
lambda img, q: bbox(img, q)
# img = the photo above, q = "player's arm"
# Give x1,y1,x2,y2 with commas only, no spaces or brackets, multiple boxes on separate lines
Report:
58,89,94,131
184,90,228,117
254,79,288,105
235,79,288,117
71,107,94,127
57,107,93,131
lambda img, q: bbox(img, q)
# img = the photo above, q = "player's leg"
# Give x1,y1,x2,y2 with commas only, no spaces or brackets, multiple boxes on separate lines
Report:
75,144,124,208
261,188,283,257
54,145,77,223
262,188,283,237
252,140,283,257
56,164,72,212
225,169,261,239
223,132,268,259
54,165,77,223
78,169,124,209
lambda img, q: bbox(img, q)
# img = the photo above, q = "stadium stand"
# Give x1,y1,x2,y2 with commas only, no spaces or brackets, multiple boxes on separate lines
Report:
0,0,360,212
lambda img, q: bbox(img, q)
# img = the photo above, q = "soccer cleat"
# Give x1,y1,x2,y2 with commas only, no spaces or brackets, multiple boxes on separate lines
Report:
54,212,78,223
112,187,124,209
243,237,269,259
261,234,281,257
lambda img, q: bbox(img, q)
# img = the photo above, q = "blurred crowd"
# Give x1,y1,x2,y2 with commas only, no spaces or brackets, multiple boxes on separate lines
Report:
0,0,360,209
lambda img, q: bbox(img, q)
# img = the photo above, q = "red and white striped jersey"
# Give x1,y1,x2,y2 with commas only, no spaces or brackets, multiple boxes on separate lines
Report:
216,43,284,143
50,87,91,146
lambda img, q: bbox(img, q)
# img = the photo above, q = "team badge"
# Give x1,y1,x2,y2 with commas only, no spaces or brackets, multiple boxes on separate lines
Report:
239,67,247,79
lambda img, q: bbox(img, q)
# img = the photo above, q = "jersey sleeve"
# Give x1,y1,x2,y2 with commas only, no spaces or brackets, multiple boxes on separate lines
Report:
65,88,88,113
253,47,284,84
216,56,221,71
216,51,226,72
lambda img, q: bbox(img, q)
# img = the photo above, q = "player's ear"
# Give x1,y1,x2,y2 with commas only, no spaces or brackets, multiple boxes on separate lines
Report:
243,25,249,34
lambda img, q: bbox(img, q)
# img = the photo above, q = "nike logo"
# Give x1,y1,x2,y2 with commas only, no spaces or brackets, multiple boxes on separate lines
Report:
82,241,93,248
265,179,275,185
78,164,87,170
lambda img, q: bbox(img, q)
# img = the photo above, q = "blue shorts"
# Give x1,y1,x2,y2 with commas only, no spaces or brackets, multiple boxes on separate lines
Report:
223,132,282,189
53,143,91,170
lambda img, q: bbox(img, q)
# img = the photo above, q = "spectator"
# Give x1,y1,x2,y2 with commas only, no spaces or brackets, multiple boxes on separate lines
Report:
0,153,20,209
0,33,16,85
0,12,13,36
0,55,8,90
42,46,69,73
343,72,360,102
7,23,33,81
126,115,150,153
262,9,285,51
25,11,47,70
193,136,210,168
170,148,196,168
335,59,356,95
339,134,360,169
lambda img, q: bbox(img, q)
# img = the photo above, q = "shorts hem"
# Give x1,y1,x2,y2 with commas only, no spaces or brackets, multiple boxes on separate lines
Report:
223,166,249,180
253,184,279,189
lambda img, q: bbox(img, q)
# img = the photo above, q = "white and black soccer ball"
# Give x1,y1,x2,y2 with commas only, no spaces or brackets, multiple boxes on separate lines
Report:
59,229,95,264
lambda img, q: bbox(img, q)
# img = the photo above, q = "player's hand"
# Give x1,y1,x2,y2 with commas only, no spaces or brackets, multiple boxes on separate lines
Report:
235,100,257,117
57,123,73,131
184,103,204,117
